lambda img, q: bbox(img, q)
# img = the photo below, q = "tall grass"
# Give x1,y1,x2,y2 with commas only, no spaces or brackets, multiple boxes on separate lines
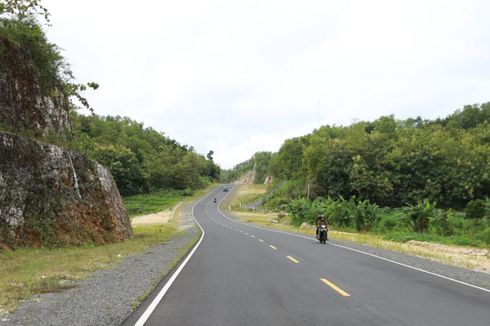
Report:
123,189,185,217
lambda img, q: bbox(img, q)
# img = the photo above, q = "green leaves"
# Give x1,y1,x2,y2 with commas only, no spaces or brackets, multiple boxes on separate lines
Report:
71,114,219,196
267,104,489,209
0,0,50,23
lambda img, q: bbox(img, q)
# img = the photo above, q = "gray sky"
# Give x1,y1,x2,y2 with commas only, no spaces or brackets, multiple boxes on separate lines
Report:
44,0,490,168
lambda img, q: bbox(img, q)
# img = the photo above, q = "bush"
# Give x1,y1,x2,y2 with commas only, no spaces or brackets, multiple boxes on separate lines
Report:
287,198,310,224
328,198,355,228
354,200,379,231
378,215,398,232
406,200,436,233
465,199,486,219
480,227,490,244
431,210,454,236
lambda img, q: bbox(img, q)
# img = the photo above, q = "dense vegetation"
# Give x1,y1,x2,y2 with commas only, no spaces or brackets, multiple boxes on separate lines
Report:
0,0,220,196
0,0,98,114
268,104,489,208
222,151,272,183
232,104,490,246
71,113,220,196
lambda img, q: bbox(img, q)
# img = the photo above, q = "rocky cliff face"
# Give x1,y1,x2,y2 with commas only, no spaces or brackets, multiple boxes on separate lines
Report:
0,31,131,248
0,36,71,136
0,132,131,247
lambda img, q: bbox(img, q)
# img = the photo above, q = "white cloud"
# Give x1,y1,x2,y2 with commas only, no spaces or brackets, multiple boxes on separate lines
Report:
44,0,490,168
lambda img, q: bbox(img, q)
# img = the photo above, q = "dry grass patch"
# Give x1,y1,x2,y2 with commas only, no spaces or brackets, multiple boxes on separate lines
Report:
227,184,267,209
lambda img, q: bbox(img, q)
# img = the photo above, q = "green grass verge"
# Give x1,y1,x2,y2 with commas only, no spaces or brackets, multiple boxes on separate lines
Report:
0,223,178,315
123,189,184,218
0,183,217,315
227,185,490,272
226,184,267,209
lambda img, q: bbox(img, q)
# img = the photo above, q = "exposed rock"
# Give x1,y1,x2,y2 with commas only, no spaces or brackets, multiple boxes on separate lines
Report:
0,36,71,137
238,170,256,184
0,132,131,247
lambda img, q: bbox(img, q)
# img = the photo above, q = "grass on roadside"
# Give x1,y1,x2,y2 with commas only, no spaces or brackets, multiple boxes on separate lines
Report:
231,210,489,272
0,184,218,315
226,184,267,210
227,185,490,273
0,223,178,315
123,190,182,218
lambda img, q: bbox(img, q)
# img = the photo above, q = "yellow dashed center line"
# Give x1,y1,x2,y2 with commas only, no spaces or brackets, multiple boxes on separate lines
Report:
287,256,300,264
269,245,277,250
321,278,350,297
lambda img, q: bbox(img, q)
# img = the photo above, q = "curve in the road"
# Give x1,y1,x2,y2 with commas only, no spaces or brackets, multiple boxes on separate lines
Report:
217,185,490,294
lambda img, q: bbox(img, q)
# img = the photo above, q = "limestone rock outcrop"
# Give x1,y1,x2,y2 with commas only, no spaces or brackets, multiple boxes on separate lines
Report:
0,36,71,137
0,132,131,247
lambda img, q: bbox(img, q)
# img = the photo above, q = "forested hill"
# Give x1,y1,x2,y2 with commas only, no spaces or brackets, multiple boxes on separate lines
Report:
221,151,272,184
70,113,220,196
231,103,489,209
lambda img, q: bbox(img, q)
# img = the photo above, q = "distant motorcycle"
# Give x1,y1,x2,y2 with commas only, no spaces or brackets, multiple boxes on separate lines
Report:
318,224,328,244
213,198,217,203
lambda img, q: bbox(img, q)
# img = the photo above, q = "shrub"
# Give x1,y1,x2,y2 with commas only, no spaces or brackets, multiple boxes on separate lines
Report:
406,200,436,233
378,215,398,232
465,199,486,219
480,227,490,244
354,200,379,231
287,198,310,223
431,210,454,236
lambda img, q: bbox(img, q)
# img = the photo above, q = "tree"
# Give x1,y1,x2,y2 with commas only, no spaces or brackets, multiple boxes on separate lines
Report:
92,144,147,196
0,0,50,22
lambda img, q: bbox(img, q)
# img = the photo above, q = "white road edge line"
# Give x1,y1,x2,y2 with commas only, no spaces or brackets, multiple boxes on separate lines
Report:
217,185,490,294
134,188,218,326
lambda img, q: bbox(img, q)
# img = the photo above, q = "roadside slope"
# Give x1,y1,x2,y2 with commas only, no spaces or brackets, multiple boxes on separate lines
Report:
0,197,203,326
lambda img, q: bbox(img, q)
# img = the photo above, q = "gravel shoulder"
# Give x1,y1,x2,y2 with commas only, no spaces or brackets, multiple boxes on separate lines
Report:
0,203,199,326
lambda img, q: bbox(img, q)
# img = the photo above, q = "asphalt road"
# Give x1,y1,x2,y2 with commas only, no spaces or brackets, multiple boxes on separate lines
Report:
129,185,490,326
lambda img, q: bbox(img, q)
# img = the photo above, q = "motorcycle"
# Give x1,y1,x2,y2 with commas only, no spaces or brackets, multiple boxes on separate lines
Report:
213,198,217,203
318,224,328,244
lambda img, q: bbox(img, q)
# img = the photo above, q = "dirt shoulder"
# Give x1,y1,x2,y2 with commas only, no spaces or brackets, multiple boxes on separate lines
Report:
131,203,180,226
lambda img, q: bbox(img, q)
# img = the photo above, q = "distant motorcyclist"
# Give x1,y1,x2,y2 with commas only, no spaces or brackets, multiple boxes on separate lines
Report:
315,214,327,239
213,198,217,203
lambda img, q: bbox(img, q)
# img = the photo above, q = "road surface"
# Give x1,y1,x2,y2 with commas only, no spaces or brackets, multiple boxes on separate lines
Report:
127,186,490,326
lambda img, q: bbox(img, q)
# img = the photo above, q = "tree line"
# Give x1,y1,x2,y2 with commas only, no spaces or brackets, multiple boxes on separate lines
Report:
231,104,489,209
71,113,220,196
221,151,272,184
1,0,220,196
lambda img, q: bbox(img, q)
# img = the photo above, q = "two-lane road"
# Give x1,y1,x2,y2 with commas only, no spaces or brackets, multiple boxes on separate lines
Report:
129,186,490,326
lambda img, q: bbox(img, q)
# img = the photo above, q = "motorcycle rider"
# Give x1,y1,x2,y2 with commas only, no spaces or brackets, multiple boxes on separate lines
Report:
315,214,327,239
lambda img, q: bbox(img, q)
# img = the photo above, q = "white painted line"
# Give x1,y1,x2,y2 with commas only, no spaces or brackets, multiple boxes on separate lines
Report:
217,185,490,294
250,235,255,238
134,189,218,326
259,239,264,243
